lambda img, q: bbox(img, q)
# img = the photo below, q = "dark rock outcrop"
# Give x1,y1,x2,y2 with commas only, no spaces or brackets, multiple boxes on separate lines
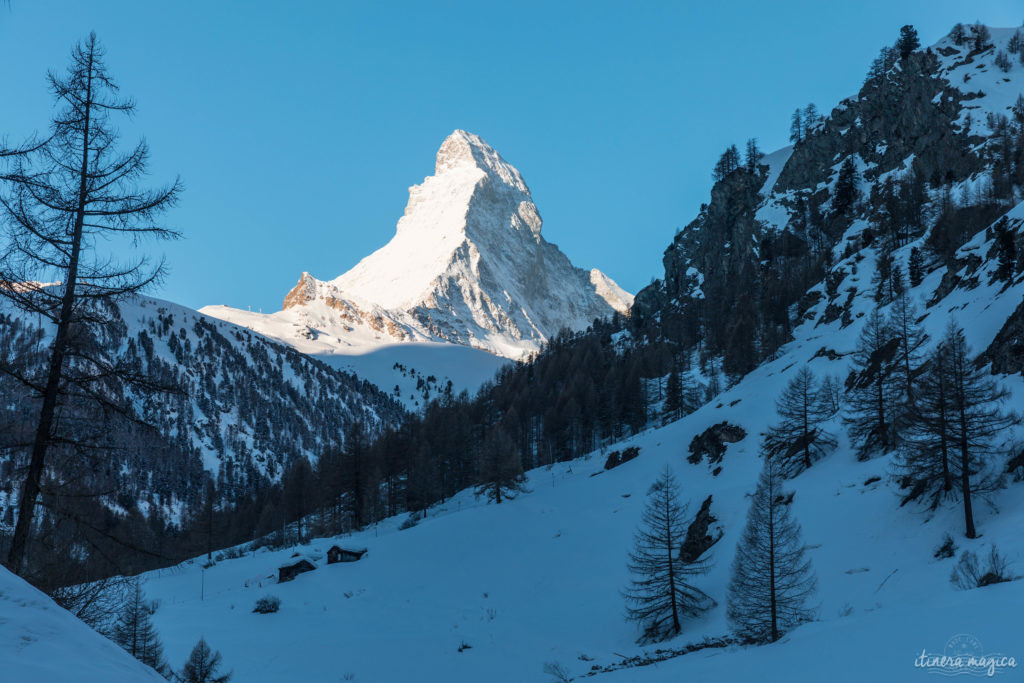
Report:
687,422,747,465
604,445,640,470
981,298,1024,376
678,495,722,564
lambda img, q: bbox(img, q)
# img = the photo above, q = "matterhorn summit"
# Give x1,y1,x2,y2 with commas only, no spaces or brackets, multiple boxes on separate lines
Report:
202,130,632,396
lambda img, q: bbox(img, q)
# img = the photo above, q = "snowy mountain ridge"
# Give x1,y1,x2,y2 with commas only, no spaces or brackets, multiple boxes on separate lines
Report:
0,293,406,534
203,130,632,362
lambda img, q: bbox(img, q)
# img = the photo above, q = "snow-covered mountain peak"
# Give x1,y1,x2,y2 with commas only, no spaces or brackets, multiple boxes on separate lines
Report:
205,130,631,366
433,129,530,195
282,271,318,309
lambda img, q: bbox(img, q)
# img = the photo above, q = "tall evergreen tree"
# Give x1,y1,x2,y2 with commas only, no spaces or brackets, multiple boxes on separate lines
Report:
663,367,684,424
803,103,820,129
762,367,836,477
993,218,1018,283
624,466,714,643
723,272,760,378
832,156,859,217
908,246,925,287
789,109,804,144
179,638,232,683
896,25,921,60
845,309,900,459
113,580,166,674
745,138,763,171
942,322,1017,538
282,456,314,541
872,251,896,304
727,456,816,643
475,424,525,504
888,291,928,407
712,144,741,182
893,342,956,509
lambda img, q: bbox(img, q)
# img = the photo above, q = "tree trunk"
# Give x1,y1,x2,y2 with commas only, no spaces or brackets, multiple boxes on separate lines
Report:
802,389,811,470
665,492,680,636
768,475,779,643
939,373,952,494
876,379,887,450
958,404,976,539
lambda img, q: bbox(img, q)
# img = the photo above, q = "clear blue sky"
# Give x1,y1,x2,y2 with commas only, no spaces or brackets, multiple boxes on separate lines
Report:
0,2,1018,311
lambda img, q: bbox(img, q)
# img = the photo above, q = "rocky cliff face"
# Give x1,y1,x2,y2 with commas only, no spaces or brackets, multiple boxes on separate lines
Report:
633,25,1023,378
205,130,631,360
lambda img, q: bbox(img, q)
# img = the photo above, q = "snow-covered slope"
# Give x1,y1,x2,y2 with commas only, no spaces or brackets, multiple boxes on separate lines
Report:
197,303,508,410
130,197,1024,682
202,130,632,396
0,567,165,682
0,293,405,528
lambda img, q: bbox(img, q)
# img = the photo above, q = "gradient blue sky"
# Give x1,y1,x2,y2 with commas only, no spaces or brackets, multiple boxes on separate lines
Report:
0,2,1018,311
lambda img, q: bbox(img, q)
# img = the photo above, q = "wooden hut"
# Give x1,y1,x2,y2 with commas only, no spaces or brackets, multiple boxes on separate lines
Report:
278,556,316,582
326,546,367,564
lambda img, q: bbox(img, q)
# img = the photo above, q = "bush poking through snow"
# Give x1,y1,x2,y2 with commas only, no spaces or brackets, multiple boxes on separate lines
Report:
543,660,572,683
934,534,957,560
253,596,281,614
951,547,1014,590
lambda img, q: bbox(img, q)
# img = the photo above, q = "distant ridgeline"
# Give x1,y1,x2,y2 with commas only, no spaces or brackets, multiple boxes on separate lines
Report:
0,296,405,583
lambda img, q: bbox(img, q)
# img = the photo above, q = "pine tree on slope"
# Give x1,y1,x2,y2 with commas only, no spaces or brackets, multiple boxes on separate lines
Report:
888,291,928,407
179,638,232,683
942,322,1017,538
624,466,714,644
745,138,763,171
789,109,804,144
712,145,741,182
896,25,921,60
908,246,925,287
113,579,167,674
762,367,837,477
872,251,897,304
663,365,696,424
893,342,956,509
475,424,526,504
727,456,817,644
832,156,860,218
845,308,901,459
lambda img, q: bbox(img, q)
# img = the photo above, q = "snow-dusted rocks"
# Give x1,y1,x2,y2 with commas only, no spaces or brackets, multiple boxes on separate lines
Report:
204,130,632,362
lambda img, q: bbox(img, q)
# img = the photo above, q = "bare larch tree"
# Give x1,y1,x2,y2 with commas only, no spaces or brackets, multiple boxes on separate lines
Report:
727,455,816,643
0,33,180,574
